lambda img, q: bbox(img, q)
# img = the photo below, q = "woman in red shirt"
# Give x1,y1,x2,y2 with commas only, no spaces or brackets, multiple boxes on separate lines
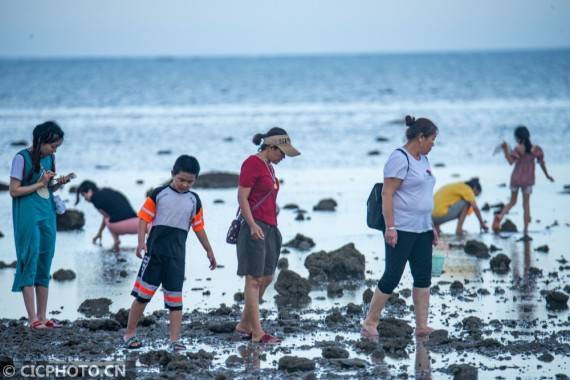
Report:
234,127,300,344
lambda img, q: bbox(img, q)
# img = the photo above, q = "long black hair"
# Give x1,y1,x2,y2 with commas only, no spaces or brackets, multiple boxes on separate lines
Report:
252,127,288,151
404,115,438,141
75,180,99,205
514,125,532,154
29,121,64,180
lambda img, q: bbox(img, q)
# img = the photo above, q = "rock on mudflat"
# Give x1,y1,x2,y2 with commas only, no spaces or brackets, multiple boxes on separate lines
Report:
545,291,569,310
376,318,414,358
378,318,413,338
346,302,362,315
207,321,236,333
274,269,311,306
277,257,289,270
462,316,484,333
322,346,349,359
57,209,85,231
447,364,478,380
501,219,518,232
535,245,549,253
538,352,554,362
233,292,244,302
450,281,464,294
78,298,112,317
76,318,121,331
464,240,489,258
313,198,337,212
194,172,239,189
139,350,174,366
327,282,344,298
52,269,76,281
325,309,346,326
0,261,17,269
304,243,365,283
10,140,28,147
278,356,315,372
490,254,511,274
362,288,374,304
283,234,315,251
331,358,368,369
0,355,14,371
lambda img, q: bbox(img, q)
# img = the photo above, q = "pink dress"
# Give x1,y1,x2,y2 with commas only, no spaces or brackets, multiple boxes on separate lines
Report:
510,145,544,188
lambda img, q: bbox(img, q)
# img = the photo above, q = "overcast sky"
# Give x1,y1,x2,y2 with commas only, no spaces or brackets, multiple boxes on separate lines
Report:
1,0,569,58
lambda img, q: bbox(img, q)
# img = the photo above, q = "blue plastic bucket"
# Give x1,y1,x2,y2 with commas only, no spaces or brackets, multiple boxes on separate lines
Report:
432,254,445,277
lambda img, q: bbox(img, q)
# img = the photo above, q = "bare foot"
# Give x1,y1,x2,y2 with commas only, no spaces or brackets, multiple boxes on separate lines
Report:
235,323,251,334
415,326,434,337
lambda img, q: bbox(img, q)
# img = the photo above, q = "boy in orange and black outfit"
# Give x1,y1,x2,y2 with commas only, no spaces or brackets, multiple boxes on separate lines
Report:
122,155,217,351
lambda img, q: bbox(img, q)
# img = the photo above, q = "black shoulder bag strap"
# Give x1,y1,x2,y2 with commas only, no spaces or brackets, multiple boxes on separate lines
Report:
395,148,410,177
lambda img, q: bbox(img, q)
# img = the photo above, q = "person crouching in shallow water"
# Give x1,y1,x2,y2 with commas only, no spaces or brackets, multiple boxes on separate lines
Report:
234,128,300,344
362,115,439,339
432,177,488,236
75,180,139,252
9,121,71,329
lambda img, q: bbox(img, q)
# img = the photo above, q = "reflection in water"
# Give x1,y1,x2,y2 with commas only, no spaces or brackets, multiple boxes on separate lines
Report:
238,344,264,370
512,240,536,320
415,336,432,380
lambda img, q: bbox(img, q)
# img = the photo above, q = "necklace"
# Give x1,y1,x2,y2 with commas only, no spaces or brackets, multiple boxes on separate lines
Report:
257,155,278,190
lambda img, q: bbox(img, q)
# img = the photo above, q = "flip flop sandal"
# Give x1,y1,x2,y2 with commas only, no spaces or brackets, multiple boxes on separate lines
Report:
44,319,63,328
169,340,186,352
30,320,46,330
253,333,282,344
123,336,143,349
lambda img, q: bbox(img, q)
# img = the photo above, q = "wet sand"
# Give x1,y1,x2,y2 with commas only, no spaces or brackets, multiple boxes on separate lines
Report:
0,164,569,379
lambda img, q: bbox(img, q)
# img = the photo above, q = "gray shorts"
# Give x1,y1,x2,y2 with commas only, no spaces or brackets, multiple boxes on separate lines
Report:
236,220,282,278
432,200,469,225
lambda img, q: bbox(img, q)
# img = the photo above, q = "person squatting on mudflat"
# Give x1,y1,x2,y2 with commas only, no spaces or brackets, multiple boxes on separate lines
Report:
123,155,217,351
432,177,488,236
75,180,139,252
362,115,439,339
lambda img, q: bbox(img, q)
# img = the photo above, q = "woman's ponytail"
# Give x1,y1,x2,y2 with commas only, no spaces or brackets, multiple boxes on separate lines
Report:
252,133,265,145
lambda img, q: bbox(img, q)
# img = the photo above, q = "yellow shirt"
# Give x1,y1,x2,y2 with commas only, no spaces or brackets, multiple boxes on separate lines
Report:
432,182,476,218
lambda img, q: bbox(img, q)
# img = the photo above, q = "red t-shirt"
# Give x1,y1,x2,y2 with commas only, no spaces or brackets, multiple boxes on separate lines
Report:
239,155,279,226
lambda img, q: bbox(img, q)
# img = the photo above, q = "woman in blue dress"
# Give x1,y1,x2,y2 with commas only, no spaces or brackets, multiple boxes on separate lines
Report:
9,121,70,329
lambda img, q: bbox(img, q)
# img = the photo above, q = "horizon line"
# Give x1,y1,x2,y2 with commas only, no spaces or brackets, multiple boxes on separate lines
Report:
0,45,569,61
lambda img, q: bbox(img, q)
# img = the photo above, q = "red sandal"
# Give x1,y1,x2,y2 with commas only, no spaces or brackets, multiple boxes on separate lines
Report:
253,333,282,344
43,319,63,328
30,320,46,330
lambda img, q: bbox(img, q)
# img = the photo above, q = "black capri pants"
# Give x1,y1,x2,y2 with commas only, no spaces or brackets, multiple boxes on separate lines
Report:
377,230,433,294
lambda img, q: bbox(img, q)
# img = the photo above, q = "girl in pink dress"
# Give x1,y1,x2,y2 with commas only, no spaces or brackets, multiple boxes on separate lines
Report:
493,126,554,236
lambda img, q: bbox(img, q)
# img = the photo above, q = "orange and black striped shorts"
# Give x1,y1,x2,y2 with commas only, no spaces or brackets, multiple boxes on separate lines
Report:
131,253,185,310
